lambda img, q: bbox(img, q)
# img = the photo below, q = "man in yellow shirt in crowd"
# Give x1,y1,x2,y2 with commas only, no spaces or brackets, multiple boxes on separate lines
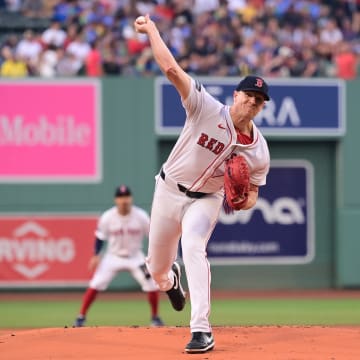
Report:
1,46,28,77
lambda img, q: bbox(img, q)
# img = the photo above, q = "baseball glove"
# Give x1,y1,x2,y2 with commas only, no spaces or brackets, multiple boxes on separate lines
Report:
223,155,250,212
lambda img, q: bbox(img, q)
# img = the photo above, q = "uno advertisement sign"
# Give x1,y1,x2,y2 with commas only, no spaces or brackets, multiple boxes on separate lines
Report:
0,80,101,182
208,160,314,265
0,215,97,287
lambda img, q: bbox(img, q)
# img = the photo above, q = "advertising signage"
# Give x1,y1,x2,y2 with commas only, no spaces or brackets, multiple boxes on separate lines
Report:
0,214,97,287
0,80,101,182
155,77,345,138
207,160,314,265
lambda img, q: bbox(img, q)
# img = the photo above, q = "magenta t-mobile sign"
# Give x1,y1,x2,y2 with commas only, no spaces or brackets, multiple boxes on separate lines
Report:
0,80,101,182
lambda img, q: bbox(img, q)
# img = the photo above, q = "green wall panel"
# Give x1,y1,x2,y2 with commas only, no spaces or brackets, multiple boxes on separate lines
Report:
336,81,360,287
341,81,360,206
336,209,360,287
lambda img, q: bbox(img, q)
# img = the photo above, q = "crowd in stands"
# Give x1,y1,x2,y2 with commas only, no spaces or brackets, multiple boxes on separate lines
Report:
0,0,359,79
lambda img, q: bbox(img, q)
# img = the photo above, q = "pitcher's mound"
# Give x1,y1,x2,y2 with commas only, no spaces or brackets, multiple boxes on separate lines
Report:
1,326,359,359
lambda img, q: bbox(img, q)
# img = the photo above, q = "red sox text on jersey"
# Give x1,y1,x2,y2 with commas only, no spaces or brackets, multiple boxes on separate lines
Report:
197,133,225,155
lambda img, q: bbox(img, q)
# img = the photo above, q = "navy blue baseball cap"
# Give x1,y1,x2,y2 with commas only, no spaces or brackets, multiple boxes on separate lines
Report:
236,75,270,101
114,185,132,197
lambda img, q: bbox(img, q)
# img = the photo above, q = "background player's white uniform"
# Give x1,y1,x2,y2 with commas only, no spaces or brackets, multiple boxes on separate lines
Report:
147,78,270,333
90,205,158,292
74,186,163,328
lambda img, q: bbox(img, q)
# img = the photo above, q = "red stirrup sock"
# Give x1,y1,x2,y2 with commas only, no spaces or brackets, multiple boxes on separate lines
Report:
147,291,159,317
79,288,98,316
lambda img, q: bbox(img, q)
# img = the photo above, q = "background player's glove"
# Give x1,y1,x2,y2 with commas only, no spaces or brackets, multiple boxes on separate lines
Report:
223,155,250,212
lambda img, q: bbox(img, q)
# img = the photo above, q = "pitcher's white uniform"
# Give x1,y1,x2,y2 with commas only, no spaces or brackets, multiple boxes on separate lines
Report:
90,205,158,292
147,78,270,332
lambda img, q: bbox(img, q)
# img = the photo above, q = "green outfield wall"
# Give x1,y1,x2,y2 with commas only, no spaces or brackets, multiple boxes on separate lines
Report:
0,78,358,290
336,80,360,288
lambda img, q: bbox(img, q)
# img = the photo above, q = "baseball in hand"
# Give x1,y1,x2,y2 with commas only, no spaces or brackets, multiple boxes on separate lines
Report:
135,15,146,25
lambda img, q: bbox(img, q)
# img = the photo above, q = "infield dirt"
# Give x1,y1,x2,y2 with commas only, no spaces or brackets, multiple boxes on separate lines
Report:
1,325,360,360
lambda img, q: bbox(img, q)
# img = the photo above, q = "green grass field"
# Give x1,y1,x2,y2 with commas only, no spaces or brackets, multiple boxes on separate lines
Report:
1,297,359,329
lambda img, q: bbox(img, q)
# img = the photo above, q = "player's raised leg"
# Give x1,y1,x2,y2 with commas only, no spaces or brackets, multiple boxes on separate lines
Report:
147,214,185,310
147,182,185,310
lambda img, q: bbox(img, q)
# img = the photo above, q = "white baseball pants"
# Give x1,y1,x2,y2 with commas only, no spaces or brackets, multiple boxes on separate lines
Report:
90,251,158,292
147,176,223,332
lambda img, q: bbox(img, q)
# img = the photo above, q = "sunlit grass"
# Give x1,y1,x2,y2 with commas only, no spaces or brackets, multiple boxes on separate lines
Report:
1,297,359,329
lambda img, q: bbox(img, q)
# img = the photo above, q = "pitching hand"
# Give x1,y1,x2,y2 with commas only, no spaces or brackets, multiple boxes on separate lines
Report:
134,14,153,34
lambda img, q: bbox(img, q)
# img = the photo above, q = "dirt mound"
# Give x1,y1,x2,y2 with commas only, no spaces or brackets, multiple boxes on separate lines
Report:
1,326,359,359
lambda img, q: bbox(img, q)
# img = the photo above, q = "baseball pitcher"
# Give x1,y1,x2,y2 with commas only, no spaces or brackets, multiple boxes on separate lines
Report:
134,15,270,353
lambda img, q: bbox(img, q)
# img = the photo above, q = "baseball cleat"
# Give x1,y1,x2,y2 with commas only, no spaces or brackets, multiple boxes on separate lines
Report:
73,315,86,327
150,316,164,327
166,262,186,311
185,332,215,354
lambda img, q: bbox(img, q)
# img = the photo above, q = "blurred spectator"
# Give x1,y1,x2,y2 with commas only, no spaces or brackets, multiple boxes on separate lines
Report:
85,40,103,76
193,0,219,15
63,23,79,48
16,30,42,62
56,47,80,76
334,41,358,80
102,51,121,75
16,30,42,74
171,0,193,24
0,46,28,77
21,0,45,18
136,0,158,16
41,19,67,48
320,18,343,46
52,0,83,24
168,16,191,58
37,43,58,77
341,17,358,42
135,46,156,76
66,31,91,72
4,0,22,12
2,33,19,51
123,25,149,56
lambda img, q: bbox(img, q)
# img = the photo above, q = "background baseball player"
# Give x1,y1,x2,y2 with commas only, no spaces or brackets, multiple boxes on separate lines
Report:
73,185,164,327
134,15,270,353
